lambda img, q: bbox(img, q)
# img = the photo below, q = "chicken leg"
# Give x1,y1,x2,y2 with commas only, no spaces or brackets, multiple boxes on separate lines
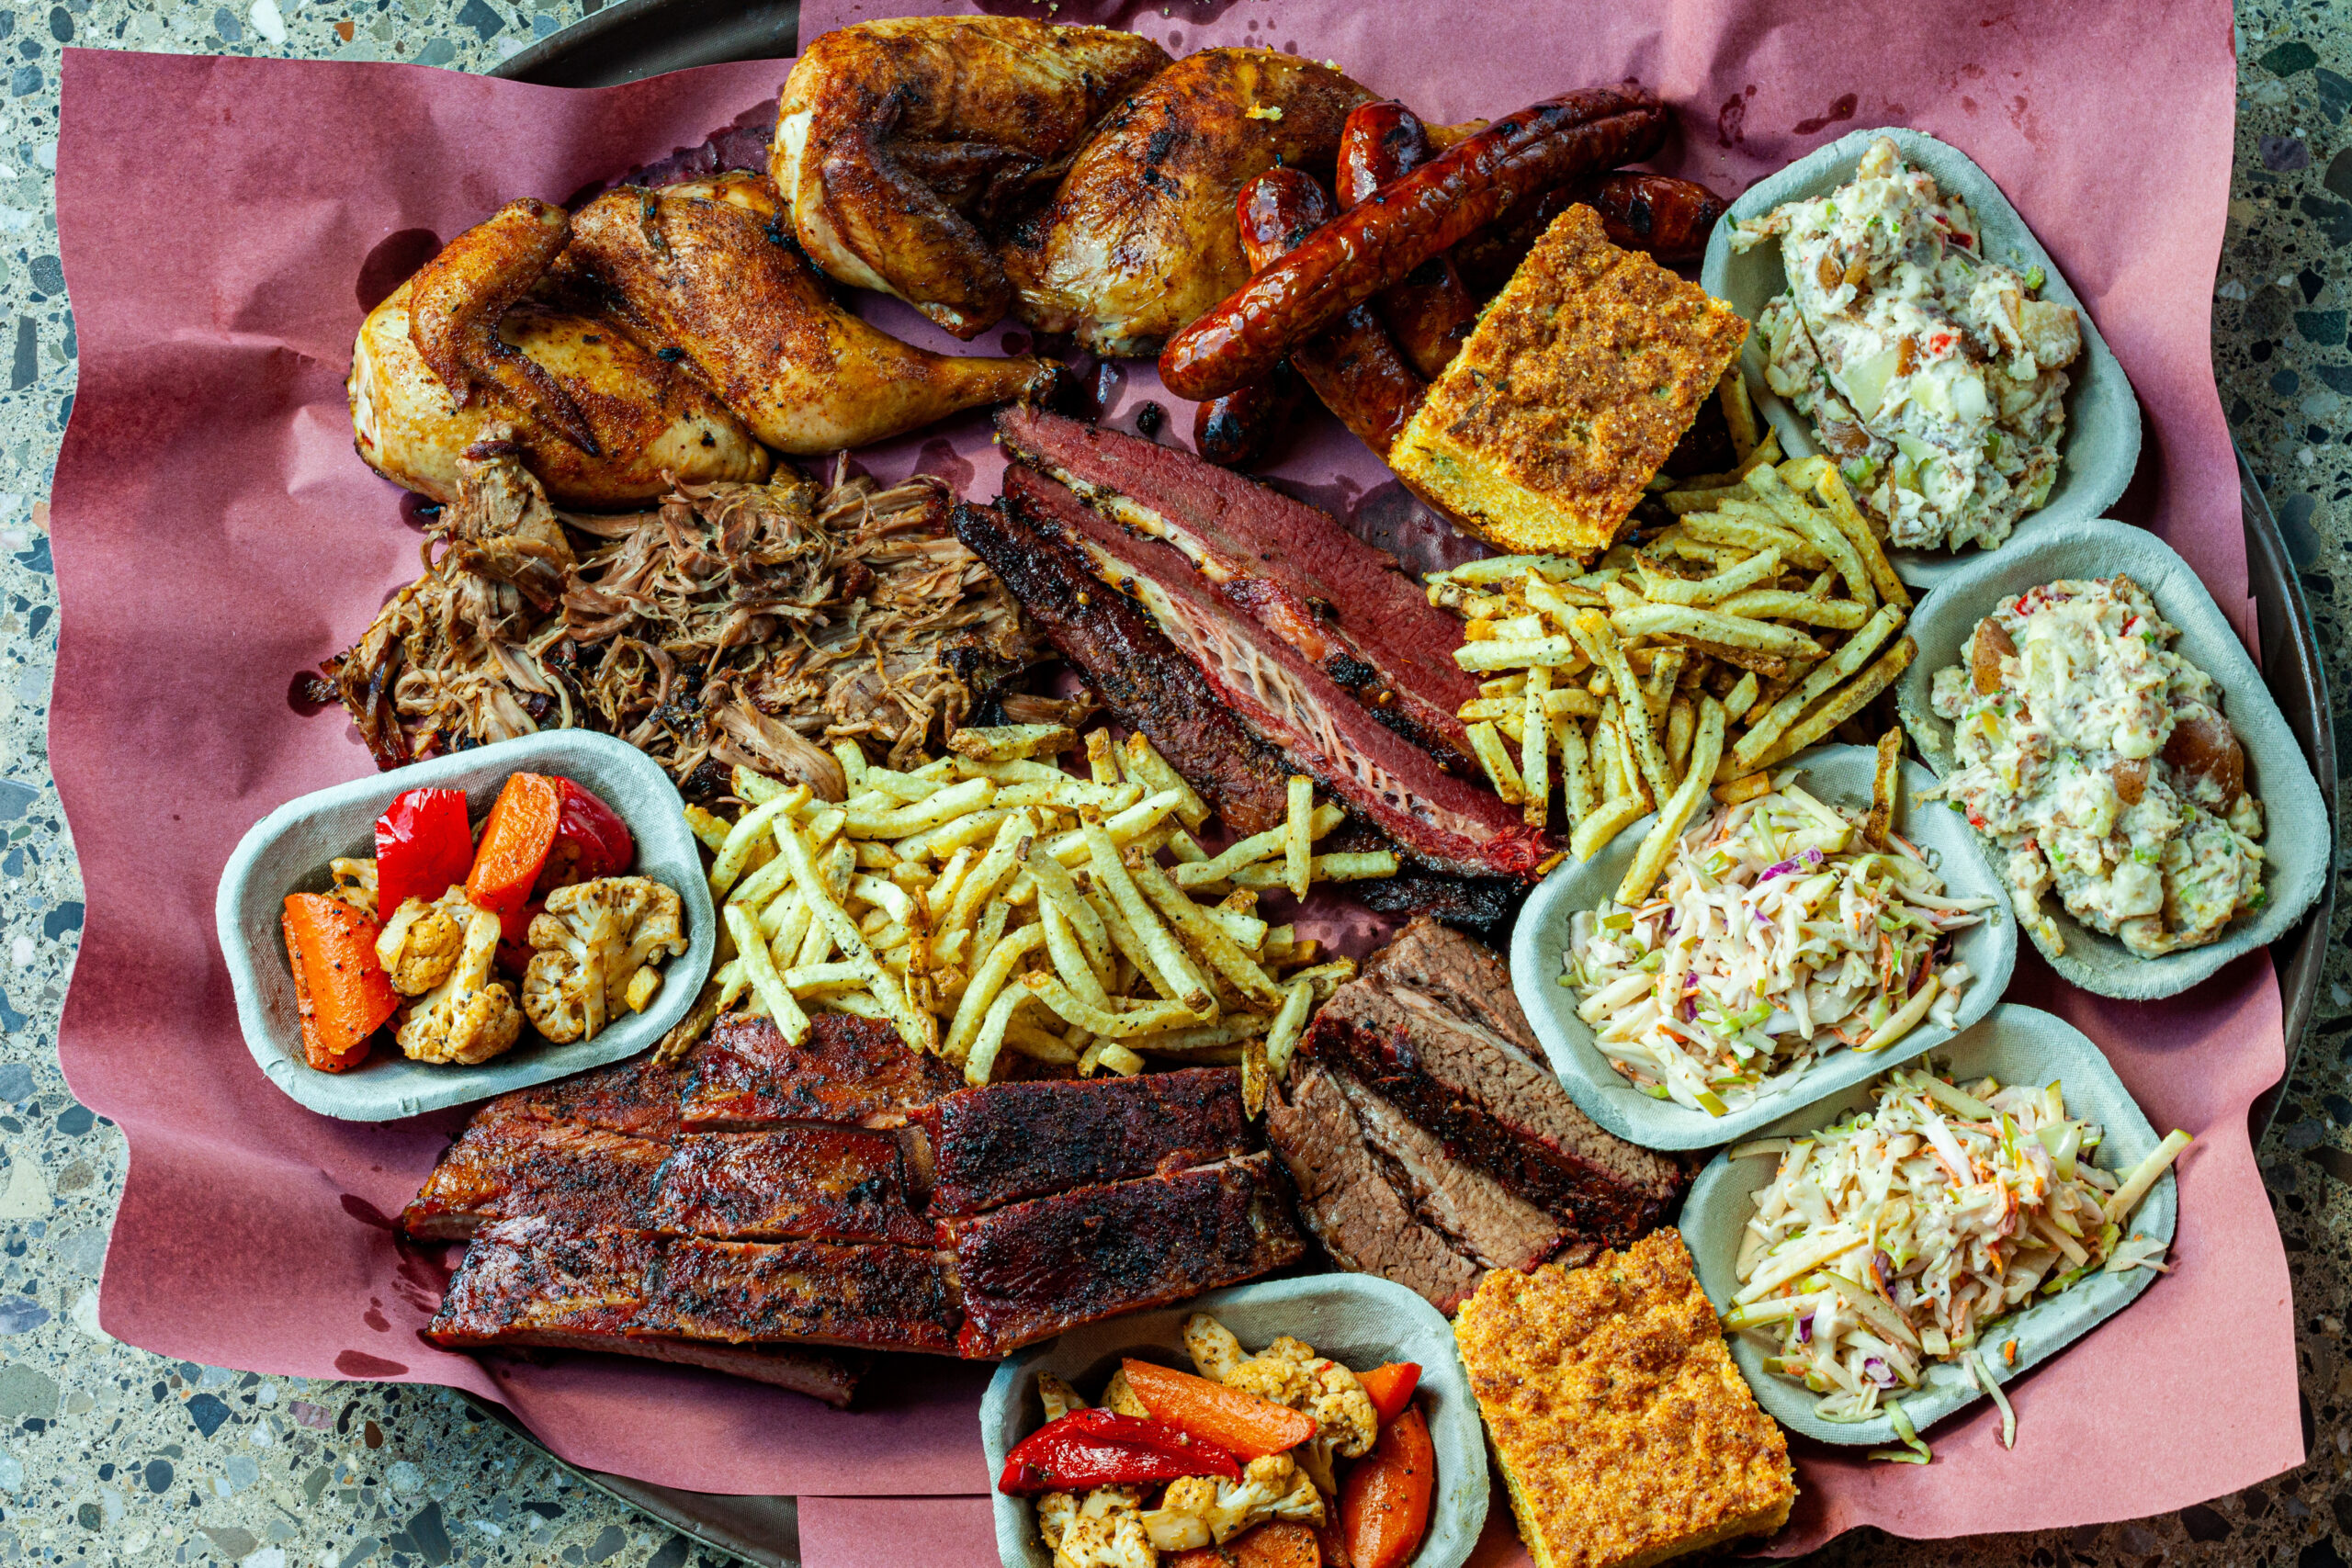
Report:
567,175,1060,456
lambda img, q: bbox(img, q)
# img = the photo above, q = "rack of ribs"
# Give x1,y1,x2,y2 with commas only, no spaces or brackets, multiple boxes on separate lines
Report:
921,1066,1254,1217
680,1011,962,1132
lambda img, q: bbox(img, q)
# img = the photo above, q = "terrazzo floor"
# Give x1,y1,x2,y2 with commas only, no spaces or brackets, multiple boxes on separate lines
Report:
0,2,2346,1565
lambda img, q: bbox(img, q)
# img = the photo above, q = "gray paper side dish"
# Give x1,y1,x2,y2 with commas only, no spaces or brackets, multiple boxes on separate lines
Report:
1510,745,2017,1151
1894,516,2329,1000
983,1274,1487,1568
213,730,718,1122
1700,126,2141,591
1682,1003,2177,1445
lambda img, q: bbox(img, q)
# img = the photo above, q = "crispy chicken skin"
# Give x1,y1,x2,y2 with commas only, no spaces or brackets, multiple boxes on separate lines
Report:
348,276,768,508
773,17,1171,339
1002,49,1372,356
565,176,1061,456
406,198,601,452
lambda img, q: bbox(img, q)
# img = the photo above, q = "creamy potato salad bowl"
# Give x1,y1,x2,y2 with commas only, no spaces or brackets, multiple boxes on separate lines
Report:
1732,136,2082,556
1928,576,2265,958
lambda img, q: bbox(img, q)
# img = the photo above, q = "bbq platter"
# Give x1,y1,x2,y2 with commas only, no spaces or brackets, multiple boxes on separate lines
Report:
47,4,2335,1567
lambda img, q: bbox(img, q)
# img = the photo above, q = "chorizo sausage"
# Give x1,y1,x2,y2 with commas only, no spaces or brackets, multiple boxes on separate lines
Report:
1337,101,1478,378
1160,85,1668,400
1193,362,1304,468
1238,169,1428,457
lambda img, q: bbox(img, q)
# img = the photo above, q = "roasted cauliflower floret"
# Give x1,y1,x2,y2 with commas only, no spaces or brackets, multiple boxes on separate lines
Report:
1183,1313,1246,1382
1038,1371,1089,1424
329,857,379,919
1100,1368,1149,1418
522,876,688,1043
1141,1454,1323,1551
1055,1487,1151,1568
1223,1335,1377,1461
375,885,473,996
394,904,524,1065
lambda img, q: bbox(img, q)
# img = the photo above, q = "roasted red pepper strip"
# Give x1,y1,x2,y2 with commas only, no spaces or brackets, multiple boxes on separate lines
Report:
374,787,474,916
996,1408,1241,1497
535,779,634,896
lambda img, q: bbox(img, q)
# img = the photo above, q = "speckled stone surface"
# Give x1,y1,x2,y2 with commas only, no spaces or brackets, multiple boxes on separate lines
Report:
0,3,2344,1566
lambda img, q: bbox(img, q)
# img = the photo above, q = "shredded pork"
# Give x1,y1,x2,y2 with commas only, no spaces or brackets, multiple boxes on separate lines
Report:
322,437,1043,794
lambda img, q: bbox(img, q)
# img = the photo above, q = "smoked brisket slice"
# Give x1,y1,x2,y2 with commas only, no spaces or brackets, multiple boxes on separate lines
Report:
635,1236,964,1356
922,1066,1254,1217
681,1011,960,1133
1266,1065,1483,1314
947,1153,1306,1358
469,1054,684,1143
399,1119,671,1241
646,1129,933,1247
994,407,1480,766
997,468,1555,881
1363,914,1548,1057
425,1218,863,1406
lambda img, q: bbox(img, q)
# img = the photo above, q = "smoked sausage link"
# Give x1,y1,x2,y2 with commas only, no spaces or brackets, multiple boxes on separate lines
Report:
1159,85,1668,400
1193,362,1304,469
1456,174,1728,295
1338,101,1479,379
1237,169,1428,458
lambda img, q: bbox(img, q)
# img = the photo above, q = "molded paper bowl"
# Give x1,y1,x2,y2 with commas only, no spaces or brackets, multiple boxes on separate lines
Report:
1682,1002,2178,1445
1700,126,2142,590
1894,516,2329,1000
982,1274,1488,1568
214,730,717,1122
1510,744,2017,1151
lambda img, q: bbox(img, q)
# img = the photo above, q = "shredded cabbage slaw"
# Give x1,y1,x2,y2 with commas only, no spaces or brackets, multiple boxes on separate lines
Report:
1564,778,1993,1116
1723,1059,2189,1453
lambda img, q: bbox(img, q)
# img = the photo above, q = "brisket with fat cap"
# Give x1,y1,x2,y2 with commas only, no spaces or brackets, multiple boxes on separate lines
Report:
681,1011,960,1132
994,407,1480,766
646,1128,934,1247
947,1153,1306,1357
425,1218,864,1406
994,467,1555,881
922,1066,1252,1217
399,1119,672,1241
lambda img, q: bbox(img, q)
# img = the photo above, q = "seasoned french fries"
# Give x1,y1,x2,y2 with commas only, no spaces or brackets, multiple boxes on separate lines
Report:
685,732,1364,1101
1430,424,1915,862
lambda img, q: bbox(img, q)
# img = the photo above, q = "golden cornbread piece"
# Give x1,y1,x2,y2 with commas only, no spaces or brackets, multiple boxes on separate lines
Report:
1454,1229,1794,1568
1390,206,1747,560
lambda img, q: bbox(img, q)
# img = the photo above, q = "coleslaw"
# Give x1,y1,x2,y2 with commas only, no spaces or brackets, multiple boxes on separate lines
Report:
1723,1060,2188,1451
1564,777,1992,1116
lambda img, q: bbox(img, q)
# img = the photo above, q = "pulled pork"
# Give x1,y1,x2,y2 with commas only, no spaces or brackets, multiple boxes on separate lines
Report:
322,439,1041,795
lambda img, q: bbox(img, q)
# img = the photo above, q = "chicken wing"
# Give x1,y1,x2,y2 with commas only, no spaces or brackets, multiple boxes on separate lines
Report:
350,277,769,509
774,17,1170,340
566,176,1059,456
407,198,600,453
1002,49,1372,357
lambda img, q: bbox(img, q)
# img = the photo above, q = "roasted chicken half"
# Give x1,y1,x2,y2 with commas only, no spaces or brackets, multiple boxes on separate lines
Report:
566,174,1060,456
1002,49,1373,357
773,16,1171,340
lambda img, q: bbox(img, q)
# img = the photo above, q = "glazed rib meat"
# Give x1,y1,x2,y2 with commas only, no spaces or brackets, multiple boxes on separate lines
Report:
426,1218,864,1406
995,408,1481,768
469,1054,684,1143
634,1236,965,1355
998,466,1555,880
681,1011,961,1132
646,1129,934,1247
923,1066,1253,1217
399,1119,672,1241
947,1153,1306,1358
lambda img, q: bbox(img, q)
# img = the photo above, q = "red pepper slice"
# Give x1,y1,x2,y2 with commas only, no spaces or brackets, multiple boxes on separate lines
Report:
535,779,634,896
374,787,475,916
996,1408,1241,1497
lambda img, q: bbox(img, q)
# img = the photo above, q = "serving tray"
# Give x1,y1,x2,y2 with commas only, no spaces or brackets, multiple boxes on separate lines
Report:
467,8,2337,1562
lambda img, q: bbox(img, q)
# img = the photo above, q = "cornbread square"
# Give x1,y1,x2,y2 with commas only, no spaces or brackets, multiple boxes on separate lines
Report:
1390,205,1747,560
1453,1229,1794,1568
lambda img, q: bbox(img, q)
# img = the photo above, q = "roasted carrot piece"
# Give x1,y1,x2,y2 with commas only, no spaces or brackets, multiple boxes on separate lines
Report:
467,773,562,942
1355,1363,1421,1428
1340,1407,1433,1568
1170,1520,1322,1568
282,893,397,1071
1121,1359,1317,1459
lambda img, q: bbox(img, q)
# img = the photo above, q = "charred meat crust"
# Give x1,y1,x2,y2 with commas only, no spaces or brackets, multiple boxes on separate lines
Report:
680,1011,962,1132
922,1066,1254,1217
946,1153,1307,1357
470,1054,684,1143
646,1128,935,1247
634,1235,966,1355
399,1120,673,1241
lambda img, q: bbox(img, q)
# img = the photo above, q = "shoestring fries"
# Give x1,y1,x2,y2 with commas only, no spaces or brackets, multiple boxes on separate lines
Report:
684,734,1374,1098
1432,434,1911,857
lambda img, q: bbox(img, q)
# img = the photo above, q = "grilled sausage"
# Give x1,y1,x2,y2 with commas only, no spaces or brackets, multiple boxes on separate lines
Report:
1237,169,1428,457
1159,85,1668,400
1454,173,1730,297
1337,101,1478,378
1193,362,1305,469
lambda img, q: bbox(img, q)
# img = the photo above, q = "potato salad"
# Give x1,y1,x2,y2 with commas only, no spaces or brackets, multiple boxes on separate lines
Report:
1732,137,2082,554
1928,576,2266,958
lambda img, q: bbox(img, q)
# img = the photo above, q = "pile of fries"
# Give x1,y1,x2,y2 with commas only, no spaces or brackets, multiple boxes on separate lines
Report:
677,724,1392,1103
1430,373,1918,897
